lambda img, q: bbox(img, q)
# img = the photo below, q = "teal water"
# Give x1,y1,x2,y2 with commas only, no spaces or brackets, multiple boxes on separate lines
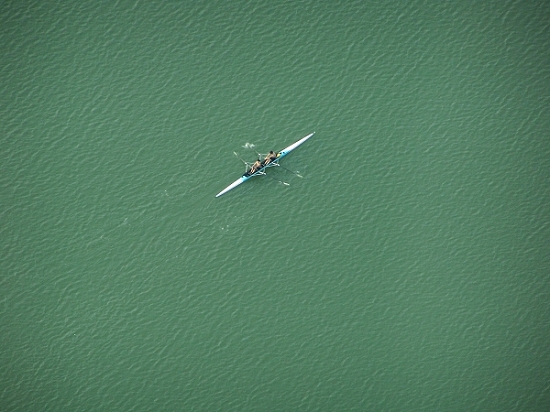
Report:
2,0,549,410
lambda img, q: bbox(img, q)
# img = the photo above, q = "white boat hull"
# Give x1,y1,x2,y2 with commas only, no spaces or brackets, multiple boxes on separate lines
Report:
215,176,248,198
277,132,315,158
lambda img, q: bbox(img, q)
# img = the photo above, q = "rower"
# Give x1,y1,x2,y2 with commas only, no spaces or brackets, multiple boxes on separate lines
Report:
248,159,262,175
263,150,278,165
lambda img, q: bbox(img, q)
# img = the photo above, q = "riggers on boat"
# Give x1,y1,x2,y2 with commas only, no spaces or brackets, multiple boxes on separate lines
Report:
215,132,314,198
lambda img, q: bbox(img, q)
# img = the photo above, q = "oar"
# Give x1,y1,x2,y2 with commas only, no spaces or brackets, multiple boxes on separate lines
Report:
233,151,250,165
262,172,290,186
248,146,263,158
277,164,303,178
234,152,254,172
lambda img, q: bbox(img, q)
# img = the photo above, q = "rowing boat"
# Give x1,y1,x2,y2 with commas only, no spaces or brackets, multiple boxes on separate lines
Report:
215,132,314,198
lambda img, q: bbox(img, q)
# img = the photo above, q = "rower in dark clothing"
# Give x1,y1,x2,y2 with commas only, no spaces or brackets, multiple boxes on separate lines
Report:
263,150,278,165
248,159,263,175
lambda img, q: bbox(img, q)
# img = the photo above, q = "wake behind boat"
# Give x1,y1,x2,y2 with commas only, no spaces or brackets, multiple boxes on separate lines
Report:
215,132,314,198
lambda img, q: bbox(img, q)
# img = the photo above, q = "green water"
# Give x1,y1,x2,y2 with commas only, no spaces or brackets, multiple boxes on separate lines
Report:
2,1,549,410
